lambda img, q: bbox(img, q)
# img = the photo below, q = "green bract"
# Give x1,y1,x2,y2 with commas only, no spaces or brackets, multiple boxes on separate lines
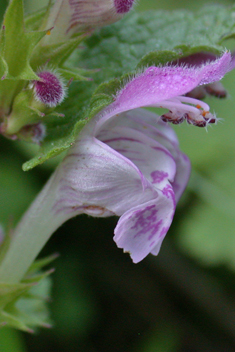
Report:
0,0,90,142
0,252,57,332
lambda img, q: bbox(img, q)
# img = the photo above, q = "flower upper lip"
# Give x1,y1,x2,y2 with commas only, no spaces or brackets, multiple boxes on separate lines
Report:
89,51,232,133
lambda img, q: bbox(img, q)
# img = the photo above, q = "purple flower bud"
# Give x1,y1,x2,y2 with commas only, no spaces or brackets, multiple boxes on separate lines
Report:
114,0,135,13
33,70,67,108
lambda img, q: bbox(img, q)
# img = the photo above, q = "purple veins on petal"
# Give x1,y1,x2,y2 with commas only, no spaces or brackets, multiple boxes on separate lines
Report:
151,170,168,184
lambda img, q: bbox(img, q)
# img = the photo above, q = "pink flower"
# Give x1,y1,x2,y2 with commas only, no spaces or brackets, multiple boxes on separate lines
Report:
17,51,234,263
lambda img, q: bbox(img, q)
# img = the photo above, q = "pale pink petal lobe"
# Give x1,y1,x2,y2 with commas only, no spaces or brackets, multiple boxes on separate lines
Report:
114,189,175,263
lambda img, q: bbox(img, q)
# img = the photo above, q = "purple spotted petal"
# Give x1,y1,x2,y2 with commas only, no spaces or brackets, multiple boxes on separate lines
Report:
114,187,175,263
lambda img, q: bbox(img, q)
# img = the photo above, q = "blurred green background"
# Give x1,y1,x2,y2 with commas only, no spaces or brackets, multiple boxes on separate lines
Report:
1,0,235,351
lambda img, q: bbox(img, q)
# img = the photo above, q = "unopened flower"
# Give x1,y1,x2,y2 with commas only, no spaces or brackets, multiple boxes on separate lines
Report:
18,123,46,144
33,70,67,107
43,0,135,44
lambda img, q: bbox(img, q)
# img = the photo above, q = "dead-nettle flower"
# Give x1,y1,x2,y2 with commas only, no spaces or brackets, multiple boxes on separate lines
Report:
43,0,135,44
33,69,67,108
1,51,234,281
44,52,233,263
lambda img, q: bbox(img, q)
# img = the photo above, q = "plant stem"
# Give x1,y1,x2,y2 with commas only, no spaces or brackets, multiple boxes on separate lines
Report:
0,173,68,284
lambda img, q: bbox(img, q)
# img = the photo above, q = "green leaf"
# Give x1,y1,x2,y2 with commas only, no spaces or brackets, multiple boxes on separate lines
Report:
22,81,95,171
23,4,235,170
3,0,48,80
30,34,88,71
24,7,47,31
24,0,53,32
0,255,55,332
57,67,92,82
0,282,33,310
26,253,59,276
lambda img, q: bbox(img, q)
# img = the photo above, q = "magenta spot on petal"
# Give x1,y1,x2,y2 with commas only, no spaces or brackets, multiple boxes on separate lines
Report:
114,0,135,13
162,184,174,201
162,185,176,214
34,71,65,107
130,205,163,240
151,170,168,184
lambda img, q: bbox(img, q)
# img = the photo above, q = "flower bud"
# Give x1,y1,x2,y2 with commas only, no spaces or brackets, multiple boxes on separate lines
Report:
43,0,135,44
33,70,67,108
18,123,46,144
